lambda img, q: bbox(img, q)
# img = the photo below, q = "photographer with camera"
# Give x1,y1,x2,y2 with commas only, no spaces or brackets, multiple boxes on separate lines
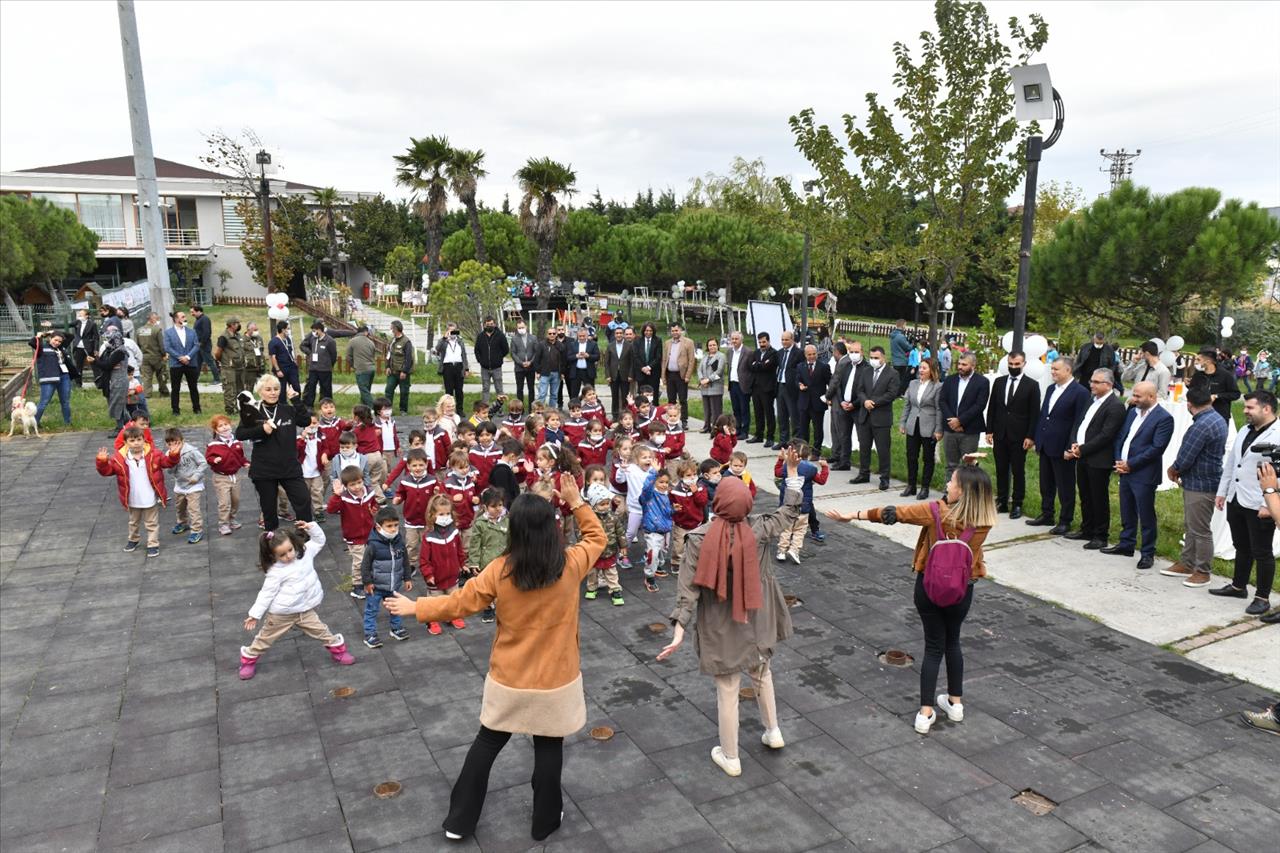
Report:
1212,390,1279,616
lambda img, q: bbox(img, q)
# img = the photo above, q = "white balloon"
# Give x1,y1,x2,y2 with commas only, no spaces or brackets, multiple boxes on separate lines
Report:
1160,350,1177,368
1148,337,1165,353
1221,328,1233,338
997,355,1009,376
1167,335,1185,351
1023,357,1048,381
265,292,288,310
1000,331,1014,352
1222,317,1235,327
1024,335,1049,361
267,305,289,320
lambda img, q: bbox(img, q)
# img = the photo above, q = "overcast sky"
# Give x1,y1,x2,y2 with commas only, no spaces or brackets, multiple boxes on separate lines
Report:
2,1,1277,210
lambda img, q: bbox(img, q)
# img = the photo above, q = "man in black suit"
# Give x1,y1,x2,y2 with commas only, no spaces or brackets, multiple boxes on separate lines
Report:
854,345,900,489
565,326,600,401
797,343,832,451
1074,331,1120,390
985,351,1041,518
632,323,663,395
746,332,779,447
603,325,633,420
938,352,990,482
725,330,753,439
774,330,803,446
70,308,99,387
1028,357,1092,534
1065,368,1126,548
826,341,863,470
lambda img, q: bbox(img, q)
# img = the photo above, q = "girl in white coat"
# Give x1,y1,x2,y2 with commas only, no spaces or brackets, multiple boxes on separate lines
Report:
239,520,355,679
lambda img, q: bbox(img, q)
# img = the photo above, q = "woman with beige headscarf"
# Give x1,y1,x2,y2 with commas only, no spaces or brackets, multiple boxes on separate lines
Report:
658,450,804,777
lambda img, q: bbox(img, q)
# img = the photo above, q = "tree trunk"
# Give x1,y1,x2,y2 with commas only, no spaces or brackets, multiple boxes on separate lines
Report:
535,239,554,311
426,219,442,285
1158,302,1172,341
466,199,487,264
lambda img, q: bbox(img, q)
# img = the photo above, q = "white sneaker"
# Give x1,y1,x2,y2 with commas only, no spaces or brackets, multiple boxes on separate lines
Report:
914,709,936,734
761,727,785,749
776,551,787,562
937,694,964,722
788,550,802,565
711,745,742,777
444,830,463,841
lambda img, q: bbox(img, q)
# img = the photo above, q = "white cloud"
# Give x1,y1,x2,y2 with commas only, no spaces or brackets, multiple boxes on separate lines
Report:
2,0,1277,208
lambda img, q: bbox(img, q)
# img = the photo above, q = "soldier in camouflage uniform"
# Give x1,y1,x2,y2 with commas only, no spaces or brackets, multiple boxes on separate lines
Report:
243,321,268,390
135,312,169,396
215,317,248,414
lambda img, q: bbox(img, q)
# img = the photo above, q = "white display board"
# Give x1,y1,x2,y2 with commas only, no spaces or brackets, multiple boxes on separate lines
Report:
745,300,793,345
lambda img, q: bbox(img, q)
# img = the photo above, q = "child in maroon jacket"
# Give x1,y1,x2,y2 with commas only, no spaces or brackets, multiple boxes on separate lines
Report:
668,457,710,571
420,407,451,472
315,398,346,465
386,430,428,485
580,386,610,427
563,399,590,446
467,421,503,492
350,404,385,497
391,447,438,567
206,414,249,535
499,401,526,439
442,450,479,549
575,418,612,469
96,426,180,556
710,414,738,465
419,493,467,635
113,414,155,451
643,420,671,468
325,467,378,600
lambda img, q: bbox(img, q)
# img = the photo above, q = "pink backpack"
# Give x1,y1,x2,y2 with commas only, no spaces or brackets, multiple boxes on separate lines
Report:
924,502,975,607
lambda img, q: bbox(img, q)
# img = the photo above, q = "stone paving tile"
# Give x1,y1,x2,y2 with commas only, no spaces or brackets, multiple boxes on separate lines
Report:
965,737,1109,805
1054,784,1208,853
577,778,723,852
0,820,100,853
253,828,356,853
103,821,224,853
1185,742,1280,812
337,771,455,853
222,775,346,852
219,729,330,798
99,768,222,849
1074,738,1221,809
698,781,843,852
0,766,108,842
647,735,778,806
937,782,1086,853
1164,785,1280,853
0,721,116,783
862,738,999,809
217,690,315,746
109,723,220,788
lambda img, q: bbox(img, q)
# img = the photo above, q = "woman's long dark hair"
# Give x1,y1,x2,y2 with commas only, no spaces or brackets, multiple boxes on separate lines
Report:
501,493,566,591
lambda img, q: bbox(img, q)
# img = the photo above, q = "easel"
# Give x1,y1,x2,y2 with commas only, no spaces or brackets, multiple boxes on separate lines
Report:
527,309,557,335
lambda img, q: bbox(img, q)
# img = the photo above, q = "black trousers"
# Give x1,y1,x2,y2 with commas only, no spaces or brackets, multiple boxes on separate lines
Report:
302,370,333,408
253,475,314,531
896,365,911,396
798,406,825,451
1226,499,1276,596
1077,465,1112,541
515,369,536,411
776,386,800,445
442,363,465,410
750,388,776,442
73,348,89,386
665,370,689,426
856,422,892,477
992,435,1029,505
830,406,854,468
905,422,936,489
445,725,564,841
729,382,750,437
914,573,973,707
1038,451,1076,524
169,364,201,414
609,378,629,420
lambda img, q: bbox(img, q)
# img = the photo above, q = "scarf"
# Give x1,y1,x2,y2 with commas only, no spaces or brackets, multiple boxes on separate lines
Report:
693,476,761,623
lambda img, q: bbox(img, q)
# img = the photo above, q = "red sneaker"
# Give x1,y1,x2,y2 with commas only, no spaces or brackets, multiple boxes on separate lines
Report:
428,621,443,635
450,618,466,630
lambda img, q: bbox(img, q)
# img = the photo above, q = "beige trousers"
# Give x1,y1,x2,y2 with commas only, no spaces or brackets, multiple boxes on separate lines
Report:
367,454,388,497
776,517,808,554
175,492,204,533
244,609,340,657
403,526,423,567
671,526,692,570
127,505,160,547
348,543,365,587
586,564,621,592
304,476,325,516
212,473,240,524
714,663,778,760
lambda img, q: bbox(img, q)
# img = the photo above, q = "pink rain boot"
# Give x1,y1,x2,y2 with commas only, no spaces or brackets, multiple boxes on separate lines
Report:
238,651,259,680
326,636,355,665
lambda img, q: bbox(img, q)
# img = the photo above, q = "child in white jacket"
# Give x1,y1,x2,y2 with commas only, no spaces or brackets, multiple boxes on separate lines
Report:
239,521,355,679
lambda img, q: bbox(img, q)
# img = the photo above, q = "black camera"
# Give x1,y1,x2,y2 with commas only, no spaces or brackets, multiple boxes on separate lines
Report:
1250,443,1280,466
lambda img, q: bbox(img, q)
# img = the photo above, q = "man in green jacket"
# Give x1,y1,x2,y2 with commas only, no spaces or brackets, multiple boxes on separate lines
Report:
384,320,415,414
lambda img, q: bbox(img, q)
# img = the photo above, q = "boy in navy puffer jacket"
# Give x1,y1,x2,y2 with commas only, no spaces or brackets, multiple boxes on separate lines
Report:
359,506,414,648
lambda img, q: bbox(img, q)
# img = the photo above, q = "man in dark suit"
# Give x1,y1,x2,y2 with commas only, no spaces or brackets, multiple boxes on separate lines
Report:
604,325,633,420
826,341,862,470
70,308,99,387
632,323,663,394
565,326,600,401
985,351,1041,518
774,330,803,446
854,345,900,490
191,305,220,385
1028,357,1091,534
1104,381,1175,569
938,352,990,483
1065,368,1126,548
1073,331,1120,390
746,332,778,447
725,330,753,439
797,343,832,451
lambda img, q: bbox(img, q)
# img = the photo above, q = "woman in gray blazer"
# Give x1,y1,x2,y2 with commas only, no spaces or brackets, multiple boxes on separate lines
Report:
698,337,726,433
899,357,943,499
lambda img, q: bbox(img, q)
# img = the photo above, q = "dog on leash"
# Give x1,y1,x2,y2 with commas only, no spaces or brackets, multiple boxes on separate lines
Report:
8,397,39,437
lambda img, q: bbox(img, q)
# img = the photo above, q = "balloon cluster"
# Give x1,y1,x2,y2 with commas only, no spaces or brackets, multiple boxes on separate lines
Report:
996,332,1051,382
266,292,290,321
1146,336,1184,369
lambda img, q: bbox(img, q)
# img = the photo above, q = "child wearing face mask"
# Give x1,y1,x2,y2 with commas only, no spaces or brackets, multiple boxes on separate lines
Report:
359,507,414,649
206,414,249,535
668,458,709,572
420,493,468,635
468,488,509,623
582,478,626,605
373,398,401,491
296,415,326,518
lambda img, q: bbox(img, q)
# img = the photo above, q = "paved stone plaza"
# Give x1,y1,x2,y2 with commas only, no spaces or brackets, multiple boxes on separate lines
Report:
1,432,1278,852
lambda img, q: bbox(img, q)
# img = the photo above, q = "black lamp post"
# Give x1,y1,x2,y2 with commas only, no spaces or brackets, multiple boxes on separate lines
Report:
256,149,275,293
1010,64,1064,356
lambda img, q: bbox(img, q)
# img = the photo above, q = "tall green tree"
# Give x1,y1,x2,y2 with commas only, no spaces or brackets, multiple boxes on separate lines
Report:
447,147,488,264
671,208,801,305
515,156,577,309
394,135,452,283
554,209,609,283
439,211,535,275
596,222,675,290
427,259,508,340
311,187,345,283
783,0,1048,349
1032,183,1280,339
0,195,99,290
273,195,328,278
344,194,412,276
235,198,297,292
384,245,420,290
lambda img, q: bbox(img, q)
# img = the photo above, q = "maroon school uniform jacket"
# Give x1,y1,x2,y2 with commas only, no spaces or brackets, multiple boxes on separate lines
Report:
468,441,503,492
325,489,377,544
420,523,466,591
396,473,439,528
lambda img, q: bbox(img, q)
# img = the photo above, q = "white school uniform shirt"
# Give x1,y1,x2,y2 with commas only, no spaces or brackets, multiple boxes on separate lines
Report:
301,435,321,478
378,418,396,451
126,454,157,509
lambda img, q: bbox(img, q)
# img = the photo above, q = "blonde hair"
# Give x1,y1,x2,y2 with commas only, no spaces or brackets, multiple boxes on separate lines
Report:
437,393,456,414
945,465,998,530
253,374,280,395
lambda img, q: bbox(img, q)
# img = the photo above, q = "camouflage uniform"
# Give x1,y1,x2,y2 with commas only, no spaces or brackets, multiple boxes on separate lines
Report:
217,320,248,414
135,320,168,395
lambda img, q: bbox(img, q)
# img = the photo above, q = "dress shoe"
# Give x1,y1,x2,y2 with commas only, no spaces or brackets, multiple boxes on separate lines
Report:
1063,531,1090,541
996,502,1008,514
1136,555,1154,570
1261,609,1280,624
1083,540,1106,550
1100,545,1135,556
878,478,890,491
917,487,929,500
850,474,871,485
831,464,851,472
1208,583,1248,599
1049,524,1070,535
1025,515,1053,526
900,484,917,497
1009,505,1023,520
746,437,762,444
1245,597,1271,616
763,441,776,449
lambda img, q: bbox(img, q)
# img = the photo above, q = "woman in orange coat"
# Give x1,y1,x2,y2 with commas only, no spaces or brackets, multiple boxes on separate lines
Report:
387,473,604,844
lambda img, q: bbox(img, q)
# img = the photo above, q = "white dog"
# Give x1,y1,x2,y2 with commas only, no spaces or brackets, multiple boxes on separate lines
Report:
8,397,39,437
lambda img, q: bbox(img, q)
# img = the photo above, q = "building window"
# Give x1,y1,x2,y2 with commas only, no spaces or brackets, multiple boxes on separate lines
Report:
31,192,77,214
222,198,246,245
78,194,126,244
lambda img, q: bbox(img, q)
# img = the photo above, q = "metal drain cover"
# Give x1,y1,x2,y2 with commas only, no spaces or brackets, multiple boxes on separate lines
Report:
1012,788,1057,815
373,780,402,799
878,649,914,667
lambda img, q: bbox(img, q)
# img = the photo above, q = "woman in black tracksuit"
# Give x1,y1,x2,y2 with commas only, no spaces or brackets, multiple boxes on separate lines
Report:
235,373,313,530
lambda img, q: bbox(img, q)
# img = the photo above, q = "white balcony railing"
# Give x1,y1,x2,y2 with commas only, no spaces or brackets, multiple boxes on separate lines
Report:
91,226,127,244
164,227,201,246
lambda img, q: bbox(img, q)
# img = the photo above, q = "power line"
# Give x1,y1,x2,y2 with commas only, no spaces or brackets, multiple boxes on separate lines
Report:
1099,148,1141,191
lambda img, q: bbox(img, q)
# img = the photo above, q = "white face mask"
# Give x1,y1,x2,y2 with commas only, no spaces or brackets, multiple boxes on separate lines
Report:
1195,362,1205,371
1094,343,1104,349
850,353,863,364
682,476,697,487
868,357,883,369
217,428,233,440
435,514,453,526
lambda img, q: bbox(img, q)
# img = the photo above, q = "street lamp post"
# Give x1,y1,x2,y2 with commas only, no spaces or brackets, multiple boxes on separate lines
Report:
257,150,275,293
800,180,821,343
1010,64,1064,356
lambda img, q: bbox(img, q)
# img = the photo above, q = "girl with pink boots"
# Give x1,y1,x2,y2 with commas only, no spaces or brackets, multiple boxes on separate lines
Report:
239,520,355,679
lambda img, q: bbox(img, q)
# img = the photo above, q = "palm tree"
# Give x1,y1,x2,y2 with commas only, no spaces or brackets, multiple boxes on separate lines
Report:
311,186,345,284
447,148,488,264
394,135,452,283
515,156,577,309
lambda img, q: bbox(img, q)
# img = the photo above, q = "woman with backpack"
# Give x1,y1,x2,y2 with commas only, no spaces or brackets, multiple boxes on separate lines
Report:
826,461,996,734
